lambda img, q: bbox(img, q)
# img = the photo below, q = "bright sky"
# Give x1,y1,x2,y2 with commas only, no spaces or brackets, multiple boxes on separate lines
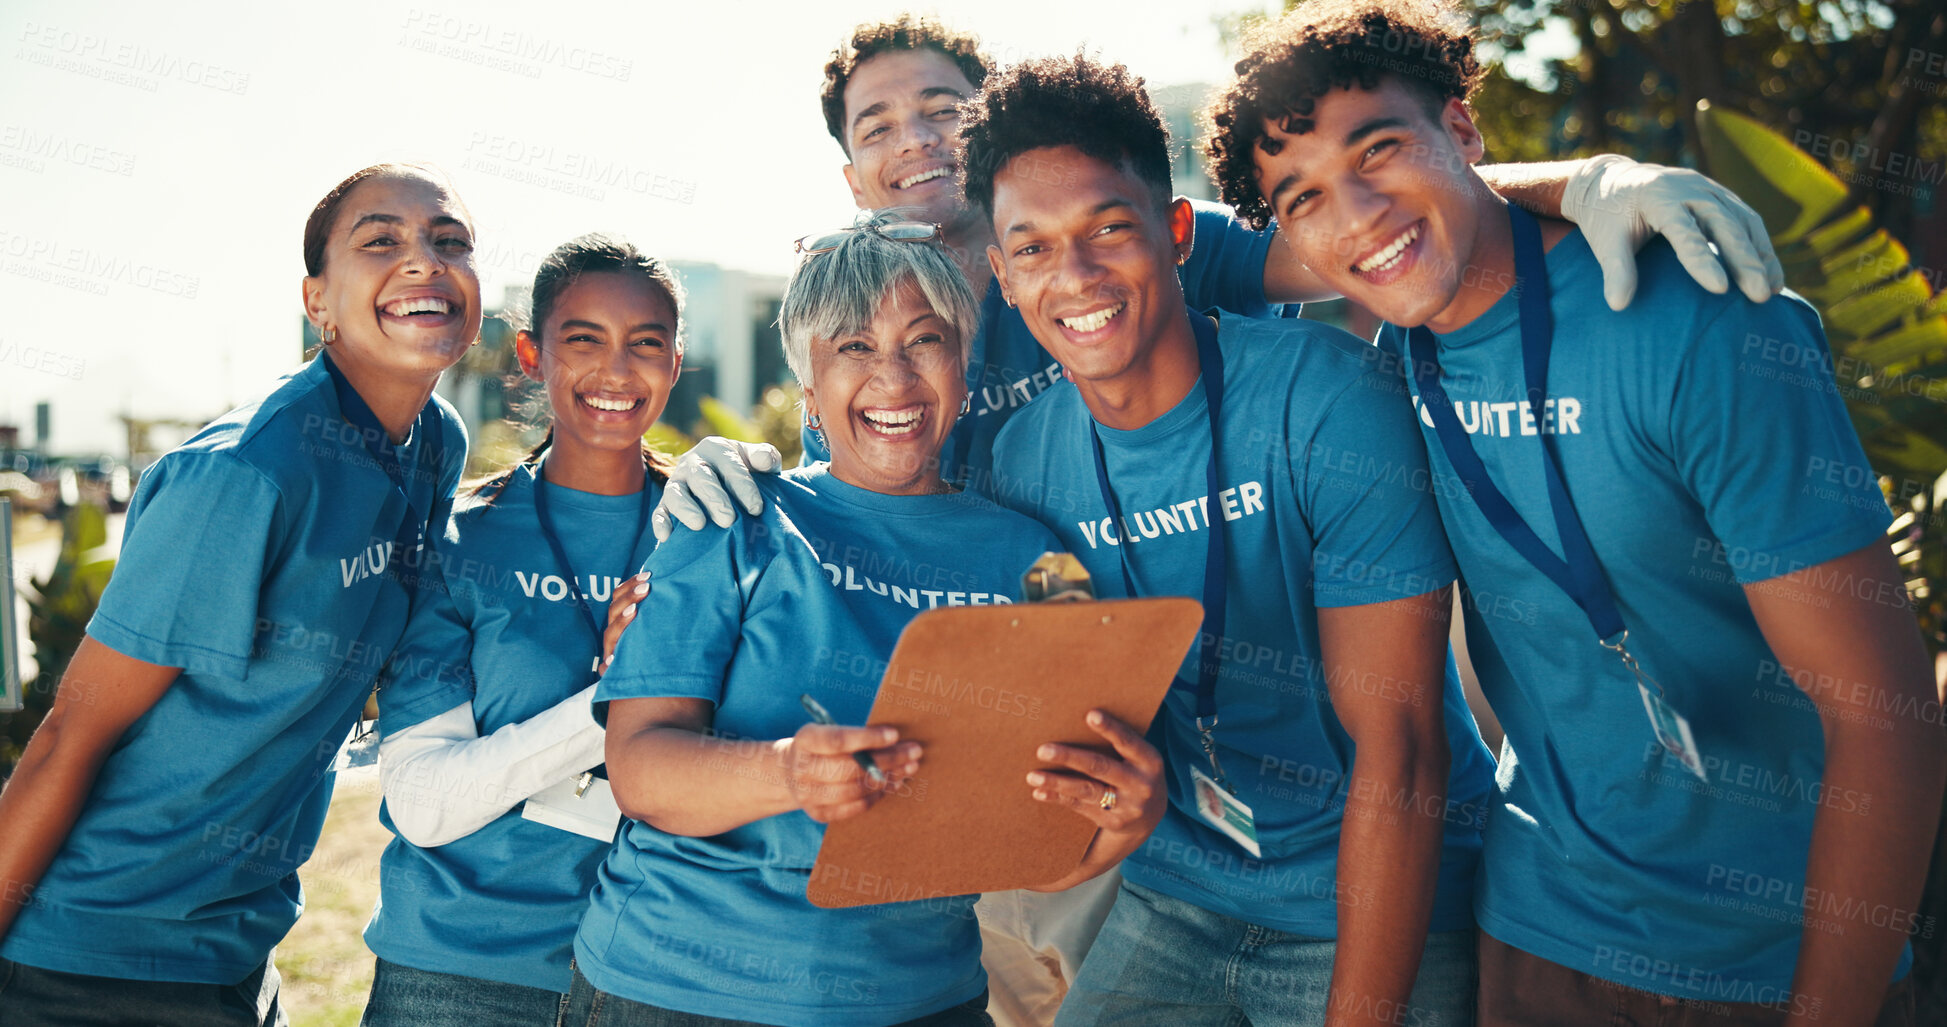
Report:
1,0,1298,454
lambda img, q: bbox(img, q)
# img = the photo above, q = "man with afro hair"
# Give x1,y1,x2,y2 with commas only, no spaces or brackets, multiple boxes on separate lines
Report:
651,13,1799,1025
1204,1,1936,1023
758,13,1788,498
970,51,1498,1026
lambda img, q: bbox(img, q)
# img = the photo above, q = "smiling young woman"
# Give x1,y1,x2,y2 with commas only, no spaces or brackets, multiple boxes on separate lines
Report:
0,162,479,1027
353,234,683,1027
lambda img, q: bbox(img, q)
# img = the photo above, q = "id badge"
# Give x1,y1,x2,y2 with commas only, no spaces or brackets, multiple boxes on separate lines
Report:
1639,684,1708,782
328,721,380,772
1189,765,1260,857
522,775,623,841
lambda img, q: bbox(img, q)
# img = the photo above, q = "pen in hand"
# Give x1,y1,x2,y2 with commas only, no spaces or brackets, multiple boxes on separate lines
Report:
799,693,888,785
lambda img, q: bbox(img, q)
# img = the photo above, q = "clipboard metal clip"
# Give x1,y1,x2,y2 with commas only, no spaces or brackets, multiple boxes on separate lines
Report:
1022,552,1094,604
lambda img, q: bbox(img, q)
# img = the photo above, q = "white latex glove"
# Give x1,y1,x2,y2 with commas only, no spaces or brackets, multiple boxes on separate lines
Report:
651,437,783,542
1561,154,1785,311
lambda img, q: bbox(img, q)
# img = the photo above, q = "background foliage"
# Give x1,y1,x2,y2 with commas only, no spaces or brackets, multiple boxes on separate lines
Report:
1223,0,1947,1013
2,503,114,779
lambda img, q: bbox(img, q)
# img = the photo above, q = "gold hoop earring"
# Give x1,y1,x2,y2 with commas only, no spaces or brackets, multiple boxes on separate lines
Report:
804,413,822,430
320,327,336,346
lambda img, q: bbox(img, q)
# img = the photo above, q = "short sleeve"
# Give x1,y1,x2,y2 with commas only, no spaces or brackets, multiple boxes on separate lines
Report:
594,517,757,716
1669,296,1892,583
375,541,476,736
1179,200,1277,318
1299,367,1459,607
86,453,283,680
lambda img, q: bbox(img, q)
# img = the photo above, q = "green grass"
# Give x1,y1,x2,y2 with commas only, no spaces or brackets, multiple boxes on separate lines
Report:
276,767,388,1026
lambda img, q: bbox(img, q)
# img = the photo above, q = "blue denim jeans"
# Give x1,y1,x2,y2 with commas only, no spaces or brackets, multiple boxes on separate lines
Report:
0,954,286,1026
1055,880,1476,1027
555,963,994,1027
360,957,568,1027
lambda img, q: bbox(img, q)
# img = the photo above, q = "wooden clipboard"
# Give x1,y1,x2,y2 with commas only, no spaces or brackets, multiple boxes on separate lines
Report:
806,596,1201,908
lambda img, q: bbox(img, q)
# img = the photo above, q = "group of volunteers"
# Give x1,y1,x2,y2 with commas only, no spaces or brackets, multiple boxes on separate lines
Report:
0,0,1936,1025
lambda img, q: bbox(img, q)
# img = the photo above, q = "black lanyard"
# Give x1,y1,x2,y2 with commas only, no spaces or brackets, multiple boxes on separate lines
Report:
321,351,443,588
1406,201,1671,702
1086,309,1229,726
946,283,1012,485
529,458,654,646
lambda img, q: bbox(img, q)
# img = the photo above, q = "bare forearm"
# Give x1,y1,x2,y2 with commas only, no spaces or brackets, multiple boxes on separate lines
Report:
0,720,113,941
1787,720,1943,1025
607,726,795,837
1742,544,1946,1024
0,638,179,942
1324,744,1449,1027
1479,161,1578,218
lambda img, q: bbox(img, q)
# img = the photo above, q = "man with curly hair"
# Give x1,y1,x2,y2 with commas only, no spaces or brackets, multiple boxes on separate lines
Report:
1204,1,1938,1023
968,51,1499,1026
650,13,1799,1024
781,12,1786,496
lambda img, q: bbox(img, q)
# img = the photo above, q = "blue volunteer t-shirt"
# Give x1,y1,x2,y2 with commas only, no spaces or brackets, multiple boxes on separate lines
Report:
3,355,465,983
803,200,1281,486
576,466,1060,1027
989,314,1495,936
1377,229,1901,1002
364,465,659,991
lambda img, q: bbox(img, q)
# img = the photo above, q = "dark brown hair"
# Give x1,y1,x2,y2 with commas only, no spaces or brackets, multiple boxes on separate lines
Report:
466,233,682,504
820,14,990,155
302,162,469,277
1203,0,1485,229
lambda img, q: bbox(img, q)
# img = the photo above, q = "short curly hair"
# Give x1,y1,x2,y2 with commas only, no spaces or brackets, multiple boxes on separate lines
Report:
1203,0,1484,230
820,15,990,156
959,53,1174,220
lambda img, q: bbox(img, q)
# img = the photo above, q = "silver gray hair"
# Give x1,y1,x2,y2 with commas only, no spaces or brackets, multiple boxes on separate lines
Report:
779,208,978,388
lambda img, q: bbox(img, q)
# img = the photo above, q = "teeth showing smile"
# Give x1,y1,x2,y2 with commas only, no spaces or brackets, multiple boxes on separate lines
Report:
1057,304,1125,333
862,407,923,435
579,395,643,412
896,167,950,189
382,296,454,316
1352,224,1421,274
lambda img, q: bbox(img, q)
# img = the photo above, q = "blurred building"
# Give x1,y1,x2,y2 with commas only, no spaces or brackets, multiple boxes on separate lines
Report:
666,261,791,430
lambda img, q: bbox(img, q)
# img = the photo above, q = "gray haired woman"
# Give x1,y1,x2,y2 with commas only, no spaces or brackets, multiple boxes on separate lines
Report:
557,210,1167,1027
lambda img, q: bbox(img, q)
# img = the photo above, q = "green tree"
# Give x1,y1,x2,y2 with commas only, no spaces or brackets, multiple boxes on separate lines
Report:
1465,0,1943,251
2,504,116,779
